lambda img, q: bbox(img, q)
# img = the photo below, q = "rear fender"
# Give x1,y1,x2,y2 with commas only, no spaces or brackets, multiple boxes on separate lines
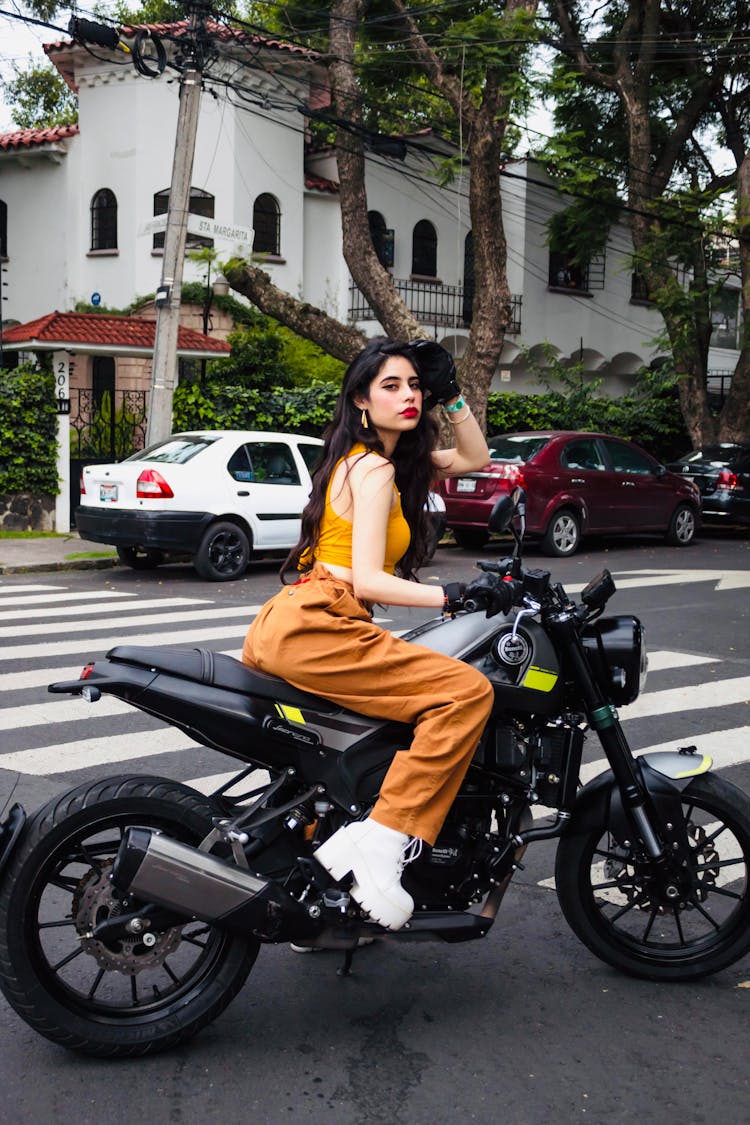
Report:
563,750,713,847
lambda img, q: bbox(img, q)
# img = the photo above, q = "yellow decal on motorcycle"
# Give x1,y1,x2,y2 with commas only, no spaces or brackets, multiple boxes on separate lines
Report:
274,704,306,725
521,666,558,692
674,754,712,778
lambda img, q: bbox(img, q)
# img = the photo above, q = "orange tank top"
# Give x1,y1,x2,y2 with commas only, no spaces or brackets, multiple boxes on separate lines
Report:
313,445,411,574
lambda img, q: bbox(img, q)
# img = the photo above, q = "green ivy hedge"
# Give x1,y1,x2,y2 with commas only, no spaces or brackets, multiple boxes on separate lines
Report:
0,366,59,494
174,378,689,461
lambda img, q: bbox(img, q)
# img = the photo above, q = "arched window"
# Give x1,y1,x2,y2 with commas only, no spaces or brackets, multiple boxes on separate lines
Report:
412,219,437,277
90,189,118,251
368,210,394,268
153,187,215,250
252,193,281,255
0,199,7,258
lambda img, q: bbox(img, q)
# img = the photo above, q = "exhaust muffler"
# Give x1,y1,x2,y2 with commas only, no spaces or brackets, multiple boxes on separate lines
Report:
112,827,314,942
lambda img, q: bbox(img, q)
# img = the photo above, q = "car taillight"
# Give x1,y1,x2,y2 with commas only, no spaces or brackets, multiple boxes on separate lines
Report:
80,470,86,496
136,469,174,499
496,465,524,487
716,469,738,490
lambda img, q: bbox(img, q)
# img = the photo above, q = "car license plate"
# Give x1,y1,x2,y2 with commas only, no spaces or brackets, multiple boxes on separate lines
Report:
456,478,477,493
100,483,118,503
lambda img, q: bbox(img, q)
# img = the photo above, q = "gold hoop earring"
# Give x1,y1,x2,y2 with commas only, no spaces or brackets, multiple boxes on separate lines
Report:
361,408,369,430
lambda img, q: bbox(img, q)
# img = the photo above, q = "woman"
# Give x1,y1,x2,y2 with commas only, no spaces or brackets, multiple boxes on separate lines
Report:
242,337,511,931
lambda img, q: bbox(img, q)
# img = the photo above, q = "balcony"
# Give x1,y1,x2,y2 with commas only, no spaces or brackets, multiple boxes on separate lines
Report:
348,278,522,334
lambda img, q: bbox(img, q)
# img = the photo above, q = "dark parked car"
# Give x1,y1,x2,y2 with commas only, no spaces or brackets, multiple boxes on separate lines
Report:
439,430,701,557
667,444,750,528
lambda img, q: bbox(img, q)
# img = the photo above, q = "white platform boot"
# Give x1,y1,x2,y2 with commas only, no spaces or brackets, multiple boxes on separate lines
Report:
314,819,417,930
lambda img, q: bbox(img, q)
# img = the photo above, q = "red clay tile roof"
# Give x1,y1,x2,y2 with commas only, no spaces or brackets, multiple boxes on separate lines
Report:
1,311,231,356
44,20,318,58
304,173,339,193
0,124,79,152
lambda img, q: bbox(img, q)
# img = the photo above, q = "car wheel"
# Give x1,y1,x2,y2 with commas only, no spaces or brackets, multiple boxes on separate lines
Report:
116,546,165,570
541,509,581,557
665,503,697,546
194,521,250,581
452,528,488,551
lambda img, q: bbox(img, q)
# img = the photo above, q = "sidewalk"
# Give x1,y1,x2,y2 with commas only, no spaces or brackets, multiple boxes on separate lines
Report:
0,533,119,576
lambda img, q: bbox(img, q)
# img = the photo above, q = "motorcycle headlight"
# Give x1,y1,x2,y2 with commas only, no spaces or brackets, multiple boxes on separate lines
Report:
581,615,647,706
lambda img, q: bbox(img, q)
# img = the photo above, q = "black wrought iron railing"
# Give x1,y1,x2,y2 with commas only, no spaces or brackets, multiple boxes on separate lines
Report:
70,388,148,461
348,278,522,334
707,369,733,406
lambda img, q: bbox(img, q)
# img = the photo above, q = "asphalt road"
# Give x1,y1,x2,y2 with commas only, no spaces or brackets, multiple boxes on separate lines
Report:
0,527,749,1124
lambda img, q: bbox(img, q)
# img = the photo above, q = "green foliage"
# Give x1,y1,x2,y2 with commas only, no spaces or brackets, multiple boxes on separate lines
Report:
2,61,77,130
172,381,340,437
0,365,59,494
487,348,689,461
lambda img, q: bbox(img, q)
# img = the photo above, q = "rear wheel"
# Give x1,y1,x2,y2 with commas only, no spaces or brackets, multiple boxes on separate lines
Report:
116,546,165,570
452,527,488,551
555,773,750,981
665,503,697,546
0,776,258,1056
541,509,581,557
194,521,250,581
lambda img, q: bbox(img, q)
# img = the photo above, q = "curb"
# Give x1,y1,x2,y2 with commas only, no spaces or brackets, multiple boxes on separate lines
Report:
0,558,120,576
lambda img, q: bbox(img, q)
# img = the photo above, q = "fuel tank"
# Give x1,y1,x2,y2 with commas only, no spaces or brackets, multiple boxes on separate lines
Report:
403,614,565,717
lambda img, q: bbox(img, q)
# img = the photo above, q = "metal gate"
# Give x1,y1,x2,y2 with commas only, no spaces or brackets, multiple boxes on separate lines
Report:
69,388,148,521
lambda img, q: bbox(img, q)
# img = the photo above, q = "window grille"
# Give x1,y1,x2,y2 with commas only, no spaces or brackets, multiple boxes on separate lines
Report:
368,211,394,268
0,199,7,257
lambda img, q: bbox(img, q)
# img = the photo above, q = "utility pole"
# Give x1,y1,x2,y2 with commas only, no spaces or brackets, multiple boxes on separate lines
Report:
146,0,210,445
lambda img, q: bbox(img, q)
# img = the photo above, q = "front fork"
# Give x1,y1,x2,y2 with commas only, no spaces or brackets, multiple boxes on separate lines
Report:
550,610,668,864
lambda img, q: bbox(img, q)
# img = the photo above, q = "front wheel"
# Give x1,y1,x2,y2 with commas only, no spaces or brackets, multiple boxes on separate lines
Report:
665,502,697,546
555,773,750,981
0,776,259,1056
194,521,250,581
541,509,581,557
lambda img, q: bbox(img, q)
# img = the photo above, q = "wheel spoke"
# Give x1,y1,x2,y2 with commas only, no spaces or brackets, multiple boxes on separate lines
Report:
48,874,80,893
696,856,745,871
162,960,184,986
52,946,85,972
591,878,637,891
692,824,728,850
702,884,743,901
38,917,76,930
87,968,105,1000
130,976,139,1006
687,895,721,931
606,891,649,923
672,907,686,947
641,905,659,942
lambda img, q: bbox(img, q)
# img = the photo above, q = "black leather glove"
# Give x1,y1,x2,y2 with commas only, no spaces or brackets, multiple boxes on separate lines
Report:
442,582,466,615
407,340,461,410
463,574,522,618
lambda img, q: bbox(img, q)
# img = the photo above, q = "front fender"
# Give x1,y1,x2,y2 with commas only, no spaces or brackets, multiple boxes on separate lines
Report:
564,750,713,845
0,804,26,879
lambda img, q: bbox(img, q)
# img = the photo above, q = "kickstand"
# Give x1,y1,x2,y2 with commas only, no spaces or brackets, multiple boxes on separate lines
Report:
337,947,355,977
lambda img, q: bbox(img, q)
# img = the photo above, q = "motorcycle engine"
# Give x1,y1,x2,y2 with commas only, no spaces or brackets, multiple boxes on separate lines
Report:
401,794,493,910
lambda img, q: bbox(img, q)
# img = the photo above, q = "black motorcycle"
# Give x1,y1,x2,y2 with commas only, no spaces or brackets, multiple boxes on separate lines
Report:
1,492,749,1058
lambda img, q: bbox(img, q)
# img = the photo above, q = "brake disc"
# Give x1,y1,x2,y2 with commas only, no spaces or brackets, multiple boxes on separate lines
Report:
73,863,182,975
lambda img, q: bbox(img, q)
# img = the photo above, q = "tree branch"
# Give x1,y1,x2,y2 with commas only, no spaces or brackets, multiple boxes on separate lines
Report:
224,259,366,363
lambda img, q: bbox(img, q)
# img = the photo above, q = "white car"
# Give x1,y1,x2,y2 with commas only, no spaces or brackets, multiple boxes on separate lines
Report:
77,431,325,581
77,430,447,581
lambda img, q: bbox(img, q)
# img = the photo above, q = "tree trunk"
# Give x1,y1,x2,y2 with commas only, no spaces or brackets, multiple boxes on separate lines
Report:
721,151,750,441
329,0,425,343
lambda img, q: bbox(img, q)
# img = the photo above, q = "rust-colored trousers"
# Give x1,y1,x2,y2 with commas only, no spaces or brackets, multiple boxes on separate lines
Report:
242,564,495,846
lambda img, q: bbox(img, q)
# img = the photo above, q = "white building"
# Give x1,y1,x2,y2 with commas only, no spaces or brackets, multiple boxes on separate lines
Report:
0,19,741,403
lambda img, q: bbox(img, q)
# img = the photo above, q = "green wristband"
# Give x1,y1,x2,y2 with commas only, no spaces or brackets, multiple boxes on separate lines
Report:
443,395,465,414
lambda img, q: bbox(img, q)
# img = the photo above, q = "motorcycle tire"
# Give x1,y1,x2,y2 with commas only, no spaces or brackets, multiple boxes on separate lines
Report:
0,775,259,1057
555,773,750,982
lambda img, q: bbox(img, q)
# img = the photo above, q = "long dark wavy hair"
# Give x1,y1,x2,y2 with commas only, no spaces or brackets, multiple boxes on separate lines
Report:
281,337,439,583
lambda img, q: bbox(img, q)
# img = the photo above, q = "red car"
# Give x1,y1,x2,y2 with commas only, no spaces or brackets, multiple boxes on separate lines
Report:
439,431,701,556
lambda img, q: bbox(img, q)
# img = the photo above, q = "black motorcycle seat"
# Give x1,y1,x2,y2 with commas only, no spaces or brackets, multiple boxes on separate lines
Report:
106,645,339,714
